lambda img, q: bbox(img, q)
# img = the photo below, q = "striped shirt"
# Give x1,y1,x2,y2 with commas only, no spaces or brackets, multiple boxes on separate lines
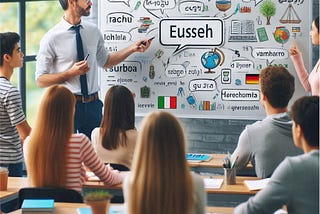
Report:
0,77,25,164
24,133,124,192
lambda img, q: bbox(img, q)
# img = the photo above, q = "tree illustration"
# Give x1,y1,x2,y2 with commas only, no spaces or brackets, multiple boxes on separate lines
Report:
260,0,277,25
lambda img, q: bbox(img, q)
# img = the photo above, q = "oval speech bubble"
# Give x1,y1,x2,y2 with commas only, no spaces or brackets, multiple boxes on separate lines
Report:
103,31,132,43
178,1,204,15
189,78,217,92
106,12,134,26
159,18,224,54
252,48,288,63
165,64,186,78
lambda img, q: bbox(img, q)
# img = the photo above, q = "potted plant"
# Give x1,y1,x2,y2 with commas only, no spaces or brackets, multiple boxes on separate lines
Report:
83,190,112,214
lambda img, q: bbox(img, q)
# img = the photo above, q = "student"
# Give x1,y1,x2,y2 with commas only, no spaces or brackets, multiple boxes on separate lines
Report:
234,96,319,214
123,111,206,214
35,0,152,139
231,66,302,178
0,32,31,177
290,16,319,96
91,85,137,170
24,85,124,192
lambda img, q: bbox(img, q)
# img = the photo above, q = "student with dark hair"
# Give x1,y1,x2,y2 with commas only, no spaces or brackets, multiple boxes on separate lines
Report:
0,32,31,177
91,85,137,170
231,66,302,178
36,0,152,139
290,16,320,96
234,96,319,214
123,111,206,214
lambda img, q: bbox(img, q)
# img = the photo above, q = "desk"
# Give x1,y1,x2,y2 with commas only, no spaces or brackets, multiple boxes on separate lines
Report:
83,176,259,207
9,202,234,214
188,153,254,176
0,177,29,204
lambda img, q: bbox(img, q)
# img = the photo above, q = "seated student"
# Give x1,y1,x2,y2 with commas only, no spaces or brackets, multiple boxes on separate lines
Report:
231,66,302,178
234,96,319,214
123,111,206,214
0,32,31,177
24,85,125,192
91,85,137,170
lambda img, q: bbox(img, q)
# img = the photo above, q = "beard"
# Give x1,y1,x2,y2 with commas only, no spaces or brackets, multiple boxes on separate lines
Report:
76,4,91,17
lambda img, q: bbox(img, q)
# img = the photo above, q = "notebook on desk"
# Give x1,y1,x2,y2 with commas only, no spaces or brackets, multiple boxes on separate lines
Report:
186,153,212,162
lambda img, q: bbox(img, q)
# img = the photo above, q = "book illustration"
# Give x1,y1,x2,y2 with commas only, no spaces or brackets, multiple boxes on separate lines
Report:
21,199,54,213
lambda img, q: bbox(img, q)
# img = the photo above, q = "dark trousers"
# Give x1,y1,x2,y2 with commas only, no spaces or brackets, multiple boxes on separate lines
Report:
0,162,23,177
74,99,103,140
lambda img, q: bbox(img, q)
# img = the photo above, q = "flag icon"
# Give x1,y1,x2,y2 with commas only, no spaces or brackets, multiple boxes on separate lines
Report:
245,74,259,84
158,96,177,109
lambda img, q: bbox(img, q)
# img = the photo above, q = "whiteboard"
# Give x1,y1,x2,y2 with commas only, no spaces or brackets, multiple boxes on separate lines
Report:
98,0,310,120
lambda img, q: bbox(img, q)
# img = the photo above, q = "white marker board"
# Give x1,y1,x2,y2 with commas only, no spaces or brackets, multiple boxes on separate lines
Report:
98,0,310,119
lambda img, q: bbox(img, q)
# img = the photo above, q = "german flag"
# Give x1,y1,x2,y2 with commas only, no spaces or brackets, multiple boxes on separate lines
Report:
245,74,259,84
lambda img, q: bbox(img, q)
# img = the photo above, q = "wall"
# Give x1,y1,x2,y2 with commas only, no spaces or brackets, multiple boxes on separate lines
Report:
87,0,319,154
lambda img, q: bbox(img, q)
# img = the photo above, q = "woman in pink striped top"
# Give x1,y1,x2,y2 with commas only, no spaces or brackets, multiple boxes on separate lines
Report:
290,16,319,96
24,85,124,192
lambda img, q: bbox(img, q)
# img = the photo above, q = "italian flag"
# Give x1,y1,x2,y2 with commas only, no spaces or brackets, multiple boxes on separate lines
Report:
158,96,177,109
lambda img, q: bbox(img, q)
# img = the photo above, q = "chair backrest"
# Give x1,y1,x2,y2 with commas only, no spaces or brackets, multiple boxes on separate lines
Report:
109,163,130,171
17,187,83,208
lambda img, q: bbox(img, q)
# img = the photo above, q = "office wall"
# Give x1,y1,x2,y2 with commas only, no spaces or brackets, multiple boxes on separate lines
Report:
87,0,319,154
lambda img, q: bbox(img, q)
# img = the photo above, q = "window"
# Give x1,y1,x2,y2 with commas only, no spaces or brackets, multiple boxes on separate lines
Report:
0,0,63,126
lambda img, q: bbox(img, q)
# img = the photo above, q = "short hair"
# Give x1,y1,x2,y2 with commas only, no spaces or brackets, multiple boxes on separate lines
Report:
314,16,319,33
0,32,20,66
59,0,68,10
260,66,295,108
291,96,319,147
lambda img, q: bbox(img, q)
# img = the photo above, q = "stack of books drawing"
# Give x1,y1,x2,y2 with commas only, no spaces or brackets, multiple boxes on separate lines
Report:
186,153,212,162
21,199,54,213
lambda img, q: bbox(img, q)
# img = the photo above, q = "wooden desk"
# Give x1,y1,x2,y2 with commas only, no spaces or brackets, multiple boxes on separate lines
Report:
84,176,259,195
83,176,259,207
9,202,234,214
0,177,29,204
188,153,254,176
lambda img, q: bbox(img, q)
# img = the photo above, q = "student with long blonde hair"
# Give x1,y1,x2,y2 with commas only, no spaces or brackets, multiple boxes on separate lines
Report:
24,85,124,192
123,111,206,214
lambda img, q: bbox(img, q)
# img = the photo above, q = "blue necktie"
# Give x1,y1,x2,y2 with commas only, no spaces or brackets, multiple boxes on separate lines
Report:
72,25,88,96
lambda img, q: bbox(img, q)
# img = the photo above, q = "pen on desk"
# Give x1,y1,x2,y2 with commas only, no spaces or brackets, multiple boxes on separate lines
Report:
140,36,155,46
231,155,239,168
84,54,89,61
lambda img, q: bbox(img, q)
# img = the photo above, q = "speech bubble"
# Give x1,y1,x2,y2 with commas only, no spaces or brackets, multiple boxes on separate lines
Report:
189,79,217,92
252,48,288,64
230,60,254,70
221,89,260,101
254,0,264,5
106,12,134,26
108,0,130,7
144,0,176,14
165,64,187,78
159,18,224,54
178,1,204,15
103,31,132,43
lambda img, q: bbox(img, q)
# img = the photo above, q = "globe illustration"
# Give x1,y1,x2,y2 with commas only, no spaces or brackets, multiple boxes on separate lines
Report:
273,27,290,45
201,49,222,73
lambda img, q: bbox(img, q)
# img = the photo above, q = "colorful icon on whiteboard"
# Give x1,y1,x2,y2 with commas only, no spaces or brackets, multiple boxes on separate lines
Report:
273,26,290,45
158,96,177,109
201,48,225,73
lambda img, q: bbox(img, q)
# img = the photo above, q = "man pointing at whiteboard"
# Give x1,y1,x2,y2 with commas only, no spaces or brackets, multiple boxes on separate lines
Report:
35,0,152,139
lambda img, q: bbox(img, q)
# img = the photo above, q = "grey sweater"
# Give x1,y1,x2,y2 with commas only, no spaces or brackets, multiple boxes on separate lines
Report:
234,150,319,214
231,112,302,178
